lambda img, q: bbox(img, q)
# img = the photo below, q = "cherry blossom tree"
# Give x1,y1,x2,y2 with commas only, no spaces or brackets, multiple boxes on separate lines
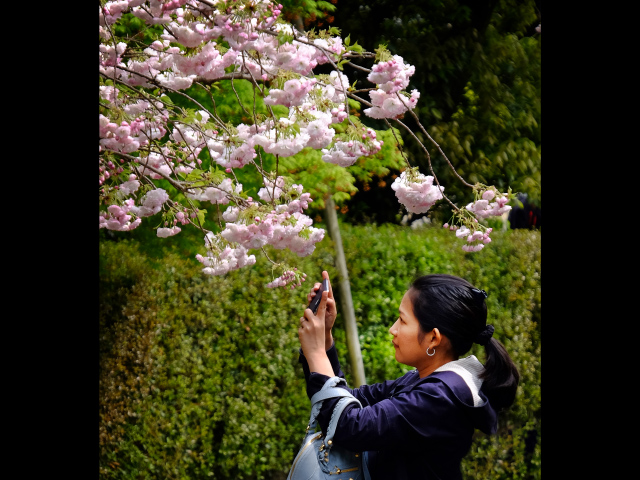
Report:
99,0,513,289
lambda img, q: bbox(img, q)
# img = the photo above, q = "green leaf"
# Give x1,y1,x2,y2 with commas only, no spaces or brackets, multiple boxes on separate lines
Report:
196,209,207,226
185,169,204,181
277,31,294,46
347,42,364,54
332,192,351,203
347,98,360,110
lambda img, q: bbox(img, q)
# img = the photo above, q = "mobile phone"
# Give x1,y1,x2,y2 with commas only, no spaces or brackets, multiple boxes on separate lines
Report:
307,278,329,314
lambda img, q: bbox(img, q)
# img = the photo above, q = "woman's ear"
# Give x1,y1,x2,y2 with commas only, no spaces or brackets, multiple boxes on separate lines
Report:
421,328,442,348
431,328,443,347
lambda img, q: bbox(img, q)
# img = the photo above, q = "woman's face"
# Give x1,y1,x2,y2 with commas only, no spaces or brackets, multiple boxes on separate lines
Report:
389,290,429,368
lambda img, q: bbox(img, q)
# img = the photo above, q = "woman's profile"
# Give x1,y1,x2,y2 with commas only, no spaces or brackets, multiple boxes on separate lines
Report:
297,271,520,479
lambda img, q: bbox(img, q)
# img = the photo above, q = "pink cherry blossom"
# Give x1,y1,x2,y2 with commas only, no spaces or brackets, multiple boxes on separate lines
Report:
258,176,286,202
264,78,316,107
266,270,307,289
466,191,512,218
366,55,415,93
391,169,444,214
157,226,182,237
197,232,257,276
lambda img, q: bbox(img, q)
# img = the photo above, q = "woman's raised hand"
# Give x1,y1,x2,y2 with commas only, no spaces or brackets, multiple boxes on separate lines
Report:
299,288,328,358
298,289,335,377
306,271,336,349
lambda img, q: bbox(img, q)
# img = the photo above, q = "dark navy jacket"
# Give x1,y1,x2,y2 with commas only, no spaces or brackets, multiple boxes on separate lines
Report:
299,344,498,480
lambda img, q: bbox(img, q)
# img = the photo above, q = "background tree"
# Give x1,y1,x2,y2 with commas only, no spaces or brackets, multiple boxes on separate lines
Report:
321,0,541,225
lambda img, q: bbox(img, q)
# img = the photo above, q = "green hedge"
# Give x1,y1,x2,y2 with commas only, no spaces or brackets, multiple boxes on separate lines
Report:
99,223,540,479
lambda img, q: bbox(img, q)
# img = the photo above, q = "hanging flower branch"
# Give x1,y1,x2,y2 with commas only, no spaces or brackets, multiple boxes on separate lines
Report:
99,0,513,288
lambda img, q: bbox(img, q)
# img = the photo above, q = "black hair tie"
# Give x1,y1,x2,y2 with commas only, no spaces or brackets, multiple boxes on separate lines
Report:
474,324,494,345
471,288,488,299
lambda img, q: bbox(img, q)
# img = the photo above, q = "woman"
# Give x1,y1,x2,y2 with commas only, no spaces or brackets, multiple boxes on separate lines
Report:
297,271,520,480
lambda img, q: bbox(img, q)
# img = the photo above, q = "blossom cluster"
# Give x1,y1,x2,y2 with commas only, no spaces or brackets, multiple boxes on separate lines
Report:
157,226,182,237
364,55,420,119
186,178,244,205
391,168,444,214
221,206,324,256
98,1,424,286
466,189,512,218
196,202,324,279
98,93,167,155
438,188,511,253
443,224,493,252
266,269,307,289
99,1,344,88
264,78,317,108
99,199,142,231
196,232,257,276
99,187,170,231
321,128,383,167
190,176,323,279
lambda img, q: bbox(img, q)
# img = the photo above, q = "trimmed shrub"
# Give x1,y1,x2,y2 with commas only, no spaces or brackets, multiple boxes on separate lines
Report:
100,240,312,479
99,223,540,479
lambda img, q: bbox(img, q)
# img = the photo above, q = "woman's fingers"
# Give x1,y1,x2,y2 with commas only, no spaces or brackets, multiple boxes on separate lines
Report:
307,282,322,303
303,303,317,321
306,272,332,304
322,270,333,298
316,290,328,318
302,291,327,323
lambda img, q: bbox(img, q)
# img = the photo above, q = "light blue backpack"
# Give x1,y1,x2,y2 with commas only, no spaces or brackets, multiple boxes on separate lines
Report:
287,376,371,480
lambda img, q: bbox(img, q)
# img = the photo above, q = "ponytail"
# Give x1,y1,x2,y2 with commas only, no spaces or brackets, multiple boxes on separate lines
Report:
480,337,520,411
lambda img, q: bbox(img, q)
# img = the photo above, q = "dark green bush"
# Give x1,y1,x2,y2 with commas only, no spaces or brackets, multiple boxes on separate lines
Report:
99,223,540,479
100,240,312,480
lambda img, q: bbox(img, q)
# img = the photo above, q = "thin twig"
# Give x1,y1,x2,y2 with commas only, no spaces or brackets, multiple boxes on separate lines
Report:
382,119,411,167
391,118,457,211
343,61,372,73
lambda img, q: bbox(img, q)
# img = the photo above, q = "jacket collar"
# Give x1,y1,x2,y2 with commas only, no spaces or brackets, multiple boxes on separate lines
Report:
433,355,485,407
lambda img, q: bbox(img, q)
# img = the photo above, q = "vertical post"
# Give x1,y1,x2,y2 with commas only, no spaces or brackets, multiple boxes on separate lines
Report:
324,196,367,387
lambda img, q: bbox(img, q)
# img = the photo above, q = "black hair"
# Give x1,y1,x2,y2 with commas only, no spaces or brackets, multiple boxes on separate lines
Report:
409,274,520,411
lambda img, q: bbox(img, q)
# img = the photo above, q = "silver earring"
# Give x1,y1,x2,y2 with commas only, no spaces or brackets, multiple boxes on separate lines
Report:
426,347,436,356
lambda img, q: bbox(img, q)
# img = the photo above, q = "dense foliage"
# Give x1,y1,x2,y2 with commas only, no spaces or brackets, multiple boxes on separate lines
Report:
326,0,541,225
99,223,540,479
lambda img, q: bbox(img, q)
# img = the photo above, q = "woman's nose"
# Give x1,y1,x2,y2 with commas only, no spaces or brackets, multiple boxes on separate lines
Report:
389,319,398,335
